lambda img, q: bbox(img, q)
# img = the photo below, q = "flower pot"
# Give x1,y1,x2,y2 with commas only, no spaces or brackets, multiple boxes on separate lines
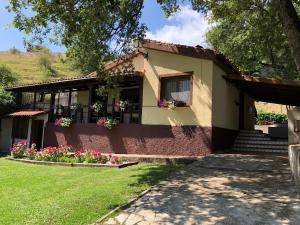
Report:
288,144,300,198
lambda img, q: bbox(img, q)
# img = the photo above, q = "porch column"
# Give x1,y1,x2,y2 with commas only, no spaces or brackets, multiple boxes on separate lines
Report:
33,92,37,110
49,92,56,122
26,117,32,148
15,92,22,110
68,90,72,117
138,76,144,124
239,92,245,129
87,86,93,122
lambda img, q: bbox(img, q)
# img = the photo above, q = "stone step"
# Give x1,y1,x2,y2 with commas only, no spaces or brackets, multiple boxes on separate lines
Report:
231,148,287,153
233,144,287,150
238,133,269,138
239,130,263,134
235,136,272,141
234,140,288,145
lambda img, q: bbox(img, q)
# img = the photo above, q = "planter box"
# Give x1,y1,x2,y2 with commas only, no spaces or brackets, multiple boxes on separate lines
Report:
288,145,300,197
5,157,138,168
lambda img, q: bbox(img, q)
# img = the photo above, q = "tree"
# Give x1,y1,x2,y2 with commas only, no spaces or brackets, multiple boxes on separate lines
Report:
0,65,17,87
7,0,146,74
158,0,300,79
0,65,17,117
7,1,300,79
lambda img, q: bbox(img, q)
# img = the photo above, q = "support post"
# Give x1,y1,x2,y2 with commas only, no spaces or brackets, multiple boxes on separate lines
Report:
33,92,37,110
15,92,22,110
87,86,93,123
239,92,245,130
68,90,72,117
49,92,56,122
26,117,32,148
138,77,144,124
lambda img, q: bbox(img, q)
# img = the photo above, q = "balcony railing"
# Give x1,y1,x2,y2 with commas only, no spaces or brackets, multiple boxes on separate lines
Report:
18,103,141,124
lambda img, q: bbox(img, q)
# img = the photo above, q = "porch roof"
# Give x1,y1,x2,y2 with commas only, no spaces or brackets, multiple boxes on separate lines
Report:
8,111,46,117
224,74,300,106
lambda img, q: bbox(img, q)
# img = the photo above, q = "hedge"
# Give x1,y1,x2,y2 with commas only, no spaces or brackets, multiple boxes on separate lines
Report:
256,110,287,125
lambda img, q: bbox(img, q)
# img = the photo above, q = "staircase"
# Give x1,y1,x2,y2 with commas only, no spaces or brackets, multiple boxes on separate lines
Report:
231,130,288,154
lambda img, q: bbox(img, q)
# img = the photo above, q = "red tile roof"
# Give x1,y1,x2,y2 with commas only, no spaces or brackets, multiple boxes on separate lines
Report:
8,111,46,117
140,39,240,74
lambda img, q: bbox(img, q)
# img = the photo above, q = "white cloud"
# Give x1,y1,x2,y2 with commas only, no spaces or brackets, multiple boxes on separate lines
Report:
146,5,211,47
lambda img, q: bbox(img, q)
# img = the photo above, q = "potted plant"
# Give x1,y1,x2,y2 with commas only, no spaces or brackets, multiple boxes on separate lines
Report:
119,100,128,111
55,117,72,127
91,101,104,113
96,117,118,130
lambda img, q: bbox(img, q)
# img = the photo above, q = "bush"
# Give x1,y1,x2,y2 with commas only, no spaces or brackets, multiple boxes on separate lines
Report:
24,144,37,160
11,144,122,165
256,110,288,125
10,141,27,158
9,47,21,54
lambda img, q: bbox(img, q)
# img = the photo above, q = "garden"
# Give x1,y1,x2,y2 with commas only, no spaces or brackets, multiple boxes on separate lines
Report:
0,157,180,225
9,141,129,167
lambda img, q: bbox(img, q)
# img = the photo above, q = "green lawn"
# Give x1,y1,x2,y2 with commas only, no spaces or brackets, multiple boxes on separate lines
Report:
0,158,180,225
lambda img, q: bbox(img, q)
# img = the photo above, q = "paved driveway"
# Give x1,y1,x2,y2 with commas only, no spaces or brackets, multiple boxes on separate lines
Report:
102,155,300,225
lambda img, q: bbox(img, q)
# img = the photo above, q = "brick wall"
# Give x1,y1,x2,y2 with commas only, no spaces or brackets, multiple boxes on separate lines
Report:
44,123,212,156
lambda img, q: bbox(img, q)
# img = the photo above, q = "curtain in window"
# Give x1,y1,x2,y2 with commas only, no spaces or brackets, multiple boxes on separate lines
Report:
162,76,190,104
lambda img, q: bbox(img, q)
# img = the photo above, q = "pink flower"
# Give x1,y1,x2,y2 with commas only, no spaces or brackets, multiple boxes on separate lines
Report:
96,117,106,127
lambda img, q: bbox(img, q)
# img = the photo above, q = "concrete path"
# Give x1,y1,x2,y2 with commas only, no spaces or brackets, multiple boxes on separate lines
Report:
101,154,300,225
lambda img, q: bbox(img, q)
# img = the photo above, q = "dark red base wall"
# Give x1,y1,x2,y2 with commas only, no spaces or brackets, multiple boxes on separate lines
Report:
44,123,213,156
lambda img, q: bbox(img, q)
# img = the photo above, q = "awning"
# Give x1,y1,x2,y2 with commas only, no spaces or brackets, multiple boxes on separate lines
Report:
224,74,300,106
8,111,46,117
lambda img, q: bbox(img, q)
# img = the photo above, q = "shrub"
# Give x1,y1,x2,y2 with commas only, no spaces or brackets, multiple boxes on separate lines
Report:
58,156,79,163
11,143,122,165
256,110,288,125
57,144,71,156
9,47,21,54
83,149,109,164
10,141,27,158
35,152,43,161
40,146,59,162
24,144,37,160
74,149,84,163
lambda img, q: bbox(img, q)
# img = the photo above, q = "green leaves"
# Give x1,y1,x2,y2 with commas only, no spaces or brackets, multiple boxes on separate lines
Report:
7,0,146,73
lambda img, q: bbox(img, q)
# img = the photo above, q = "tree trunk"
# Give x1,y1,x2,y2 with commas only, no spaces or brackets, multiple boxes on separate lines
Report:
288,145,300,198
276,0,300,72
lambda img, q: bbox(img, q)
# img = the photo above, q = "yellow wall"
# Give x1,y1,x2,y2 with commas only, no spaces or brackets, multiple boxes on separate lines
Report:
211,64,239,130
141,49,213,126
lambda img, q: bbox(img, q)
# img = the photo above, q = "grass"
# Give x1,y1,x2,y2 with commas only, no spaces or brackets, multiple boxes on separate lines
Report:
0,158,180,225
0,51,80,85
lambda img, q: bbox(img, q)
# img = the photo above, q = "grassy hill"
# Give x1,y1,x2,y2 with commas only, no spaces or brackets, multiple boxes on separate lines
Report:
0,51,80,85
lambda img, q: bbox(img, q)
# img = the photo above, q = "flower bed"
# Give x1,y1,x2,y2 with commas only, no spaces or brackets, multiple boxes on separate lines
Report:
8,141,137,168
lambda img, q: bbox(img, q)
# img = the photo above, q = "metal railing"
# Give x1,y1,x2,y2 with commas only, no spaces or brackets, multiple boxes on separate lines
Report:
18,103,141,124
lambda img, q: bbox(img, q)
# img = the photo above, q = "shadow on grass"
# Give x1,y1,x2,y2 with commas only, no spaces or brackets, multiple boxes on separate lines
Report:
129,164,182,189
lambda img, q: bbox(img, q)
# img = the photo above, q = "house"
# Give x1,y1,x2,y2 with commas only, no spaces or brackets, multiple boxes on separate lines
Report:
0,39,258,156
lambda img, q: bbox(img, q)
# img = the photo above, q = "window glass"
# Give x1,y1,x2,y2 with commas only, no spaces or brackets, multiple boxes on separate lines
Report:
161,76,191,104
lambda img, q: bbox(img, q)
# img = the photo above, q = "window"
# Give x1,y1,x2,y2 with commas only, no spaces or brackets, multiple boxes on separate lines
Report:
160,75,192,106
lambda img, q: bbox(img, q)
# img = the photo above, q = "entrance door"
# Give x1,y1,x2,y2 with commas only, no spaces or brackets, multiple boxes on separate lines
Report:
30,120,44,149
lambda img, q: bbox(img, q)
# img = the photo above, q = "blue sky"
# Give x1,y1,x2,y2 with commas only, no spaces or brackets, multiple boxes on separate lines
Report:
0,0,209,52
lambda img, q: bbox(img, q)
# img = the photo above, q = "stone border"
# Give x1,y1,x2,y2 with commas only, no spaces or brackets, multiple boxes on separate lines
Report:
94,187,154,225
5,157,138,168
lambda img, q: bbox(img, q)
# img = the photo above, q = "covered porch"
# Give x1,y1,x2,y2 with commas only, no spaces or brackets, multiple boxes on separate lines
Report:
224,74,300,154
7,74,144,125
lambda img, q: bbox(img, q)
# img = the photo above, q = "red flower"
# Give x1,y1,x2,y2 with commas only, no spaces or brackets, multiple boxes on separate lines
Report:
96,117,106,127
